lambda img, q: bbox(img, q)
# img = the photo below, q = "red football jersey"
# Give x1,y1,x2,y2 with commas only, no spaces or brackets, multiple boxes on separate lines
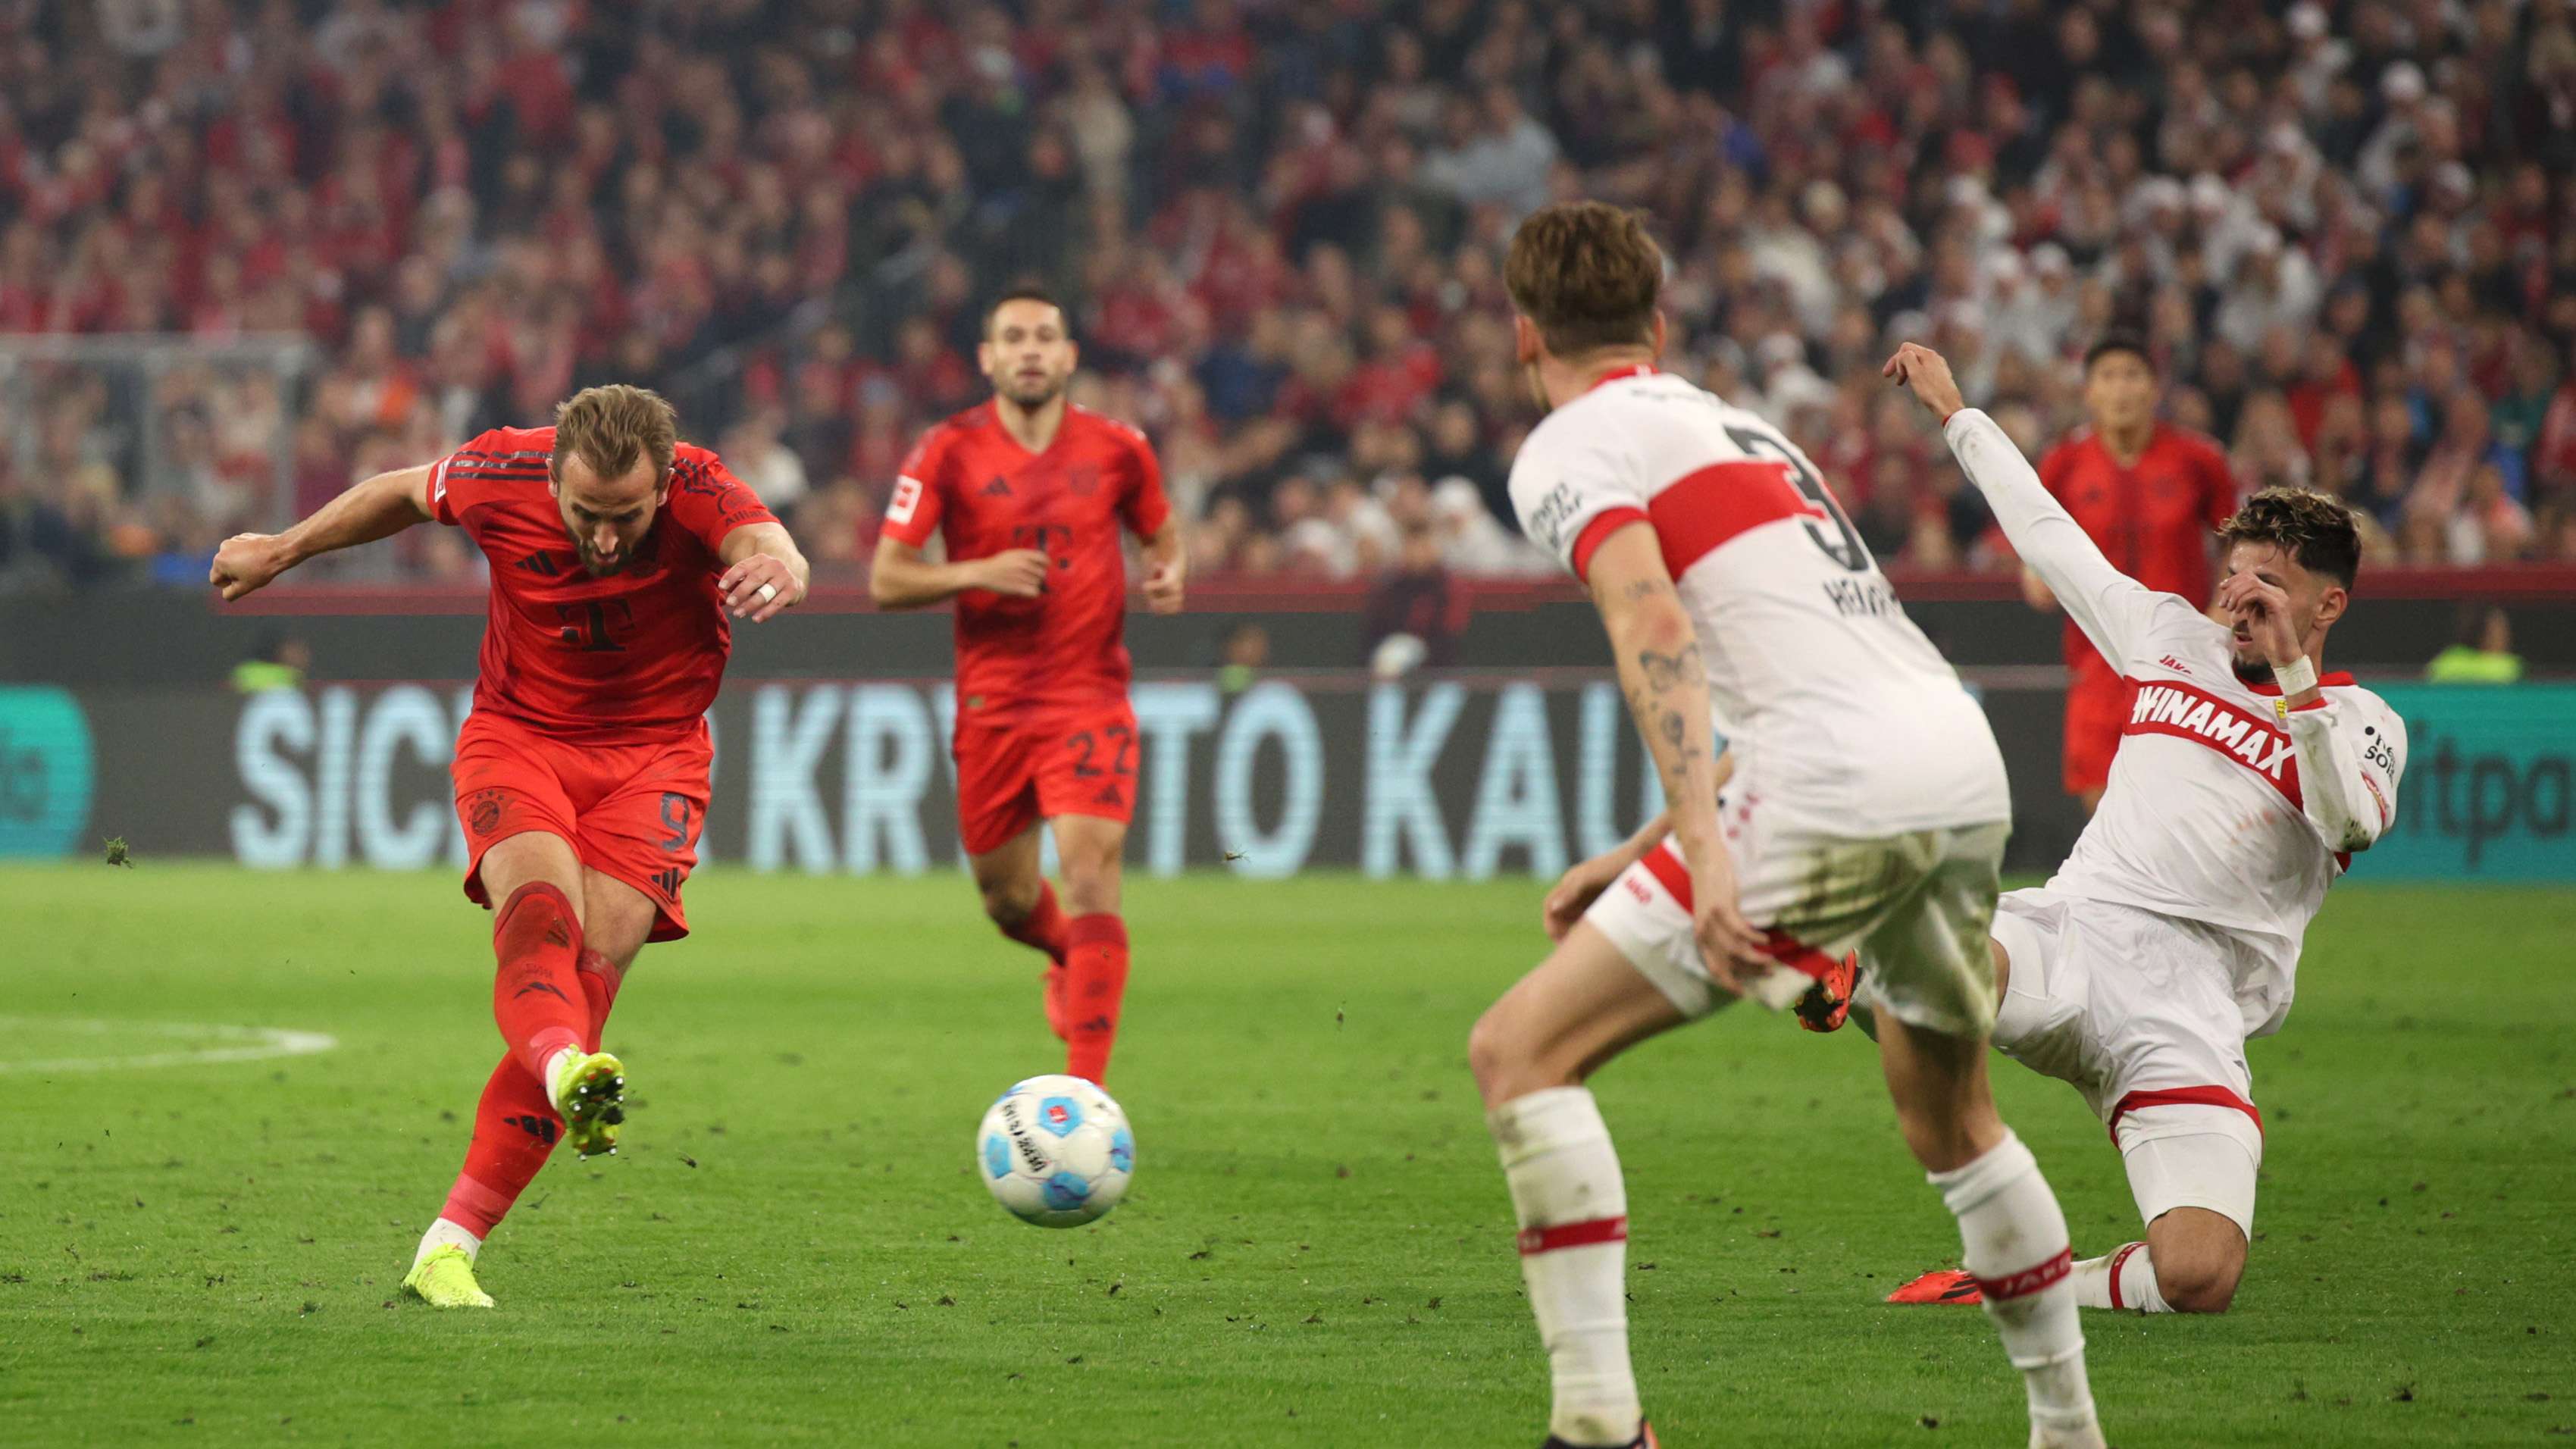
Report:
426,427,777,742
883,402,1170,714
2036,424,2237,665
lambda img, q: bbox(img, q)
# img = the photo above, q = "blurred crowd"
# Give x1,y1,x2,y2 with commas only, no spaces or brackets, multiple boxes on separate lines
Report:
2,0,2575,593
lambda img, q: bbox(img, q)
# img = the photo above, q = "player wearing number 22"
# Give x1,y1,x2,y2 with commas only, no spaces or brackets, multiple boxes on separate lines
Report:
872,286,1185,1088
208,385,811,1309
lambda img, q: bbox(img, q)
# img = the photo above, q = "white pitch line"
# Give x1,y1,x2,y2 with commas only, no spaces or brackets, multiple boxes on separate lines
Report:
0,1016,340,1075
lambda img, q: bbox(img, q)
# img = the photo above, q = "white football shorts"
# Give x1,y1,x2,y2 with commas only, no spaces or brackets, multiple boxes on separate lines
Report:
1585,813,2009,1039
1989,887,2267,1235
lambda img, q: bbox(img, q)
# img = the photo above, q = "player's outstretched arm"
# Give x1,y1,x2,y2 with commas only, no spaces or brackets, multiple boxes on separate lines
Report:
1884,343,2163,668
1582,524,1767,981
211,464,434,601
717,521,812,623
869,534,1047,609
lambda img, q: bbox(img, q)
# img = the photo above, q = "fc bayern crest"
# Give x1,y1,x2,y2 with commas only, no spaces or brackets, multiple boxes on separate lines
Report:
1064,463,1102,497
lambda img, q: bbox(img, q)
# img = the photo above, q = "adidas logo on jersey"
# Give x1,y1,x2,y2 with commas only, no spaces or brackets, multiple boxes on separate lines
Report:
514,551,561,576
981,477,1013,496
2124,681,2300,802
649,866,683,900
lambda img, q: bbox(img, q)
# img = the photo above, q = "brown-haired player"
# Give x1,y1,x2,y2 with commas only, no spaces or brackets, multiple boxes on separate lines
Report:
210,385,809,1308
2030,334,2238,814
1882,343,2403,1318
1474,203,2104,1448
871,288,1184,1086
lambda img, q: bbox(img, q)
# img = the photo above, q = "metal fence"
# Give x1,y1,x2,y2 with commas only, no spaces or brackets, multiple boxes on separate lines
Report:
0,333,318,582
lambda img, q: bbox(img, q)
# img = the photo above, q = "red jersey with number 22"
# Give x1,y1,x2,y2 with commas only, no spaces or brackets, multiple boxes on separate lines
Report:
883,402,1170,715
426,426,777,743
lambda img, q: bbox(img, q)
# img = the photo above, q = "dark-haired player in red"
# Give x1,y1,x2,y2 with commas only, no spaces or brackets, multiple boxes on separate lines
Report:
2032,335,2237,812
210,384,808,1308
871,287,1185,1086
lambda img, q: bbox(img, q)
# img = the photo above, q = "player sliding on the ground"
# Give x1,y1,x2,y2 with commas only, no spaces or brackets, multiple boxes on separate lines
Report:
1469,202,2104,1449
1876,343,2404,1315
210,386,809,1309
871,287,1184,1086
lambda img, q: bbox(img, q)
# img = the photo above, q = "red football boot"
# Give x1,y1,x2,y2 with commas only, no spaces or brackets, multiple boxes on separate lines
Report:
1885,1268,1984,1305
1795,952,1859,1033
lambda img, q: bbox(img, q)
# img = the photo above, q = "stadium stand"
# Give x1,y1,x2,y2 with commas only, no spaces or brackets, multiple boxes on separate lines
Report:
1,0,2572,590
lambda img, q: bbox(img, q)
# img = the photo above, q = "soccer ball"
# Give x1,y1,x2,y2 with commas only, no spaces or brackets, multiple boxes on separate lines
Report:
975,1075,1135,1228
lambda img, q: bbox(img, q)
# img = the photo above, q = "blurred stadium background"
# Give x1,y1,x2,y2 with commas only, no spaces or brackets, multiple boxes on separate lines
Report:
2,0,2571,884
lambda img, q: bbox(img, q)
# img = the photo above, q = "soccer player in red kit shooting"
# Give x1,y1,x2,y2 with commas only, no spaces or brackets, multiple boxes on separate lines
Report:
2030,335,2236,812
871,288,1185,1085
208,386,809,1308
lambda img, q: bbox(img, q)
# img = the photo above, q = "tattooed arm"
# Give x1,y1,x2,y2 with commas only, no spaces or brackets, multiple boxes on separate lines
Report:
1580,523,1769,981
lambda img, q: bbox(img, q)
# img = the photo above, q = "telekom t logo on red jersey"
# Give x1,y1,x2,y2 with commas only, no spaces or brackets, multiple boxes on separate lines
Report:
2122,679,2302,806
887,476,924,525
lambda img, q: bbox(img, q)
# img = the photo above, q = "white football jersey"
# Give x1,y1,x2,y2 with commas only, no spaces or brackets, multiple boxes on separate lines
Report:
1945,409,2408,1039
1510,367,2009,836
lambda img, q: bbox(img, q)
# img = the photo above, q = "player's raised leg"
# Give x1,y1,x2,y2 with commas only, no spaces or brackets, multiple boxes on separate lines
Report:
968,823,1075,1038
1878,1012,2100,1447
405,844,656,1307
1470,923,1688,1449
476,832,629,1149
1051,812,1129,1084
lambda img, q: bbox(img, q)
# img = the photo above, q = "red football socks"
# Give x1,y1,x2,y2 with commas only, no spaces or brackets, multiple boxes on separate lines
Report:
1003,881,1072,964
575,947,625,1052
491,882,587,1082
1063,912,1129,1084
440,1051,560,1238
437,947,629,1240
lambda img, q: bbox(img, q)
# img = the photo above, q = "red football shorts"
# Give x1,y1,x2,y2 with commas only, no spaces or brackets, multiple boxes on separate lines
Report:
952,699,1138,857
2061,654,2131,799
451,710,712,942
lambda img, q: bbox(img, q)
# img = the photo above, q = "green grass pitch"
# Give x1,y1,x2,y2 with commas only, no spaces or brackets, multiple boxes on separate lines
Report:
2,865,2570,1446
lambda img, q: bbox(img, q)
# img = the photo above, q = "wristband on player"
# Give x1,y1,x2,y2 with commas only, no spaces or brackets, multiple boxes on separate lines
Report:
2271,656,2318,700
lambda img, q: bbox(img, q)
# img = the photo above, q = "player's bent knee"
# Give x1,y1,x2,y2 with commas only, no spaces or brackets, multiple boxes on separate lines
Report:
1466,1001,1538,1101
1468,998,1589,1106
978,878,1042,926
2147,1208,2247,1313
2155,1253,2242,1314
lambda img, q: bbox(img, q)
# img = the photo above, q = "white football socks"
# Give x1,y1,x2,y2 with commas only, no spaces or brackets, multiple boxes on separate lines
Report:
1929,1132,2099,1441
2071,1241,2170,1311
412,1217,483,1270
1490,1086,1639,1447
